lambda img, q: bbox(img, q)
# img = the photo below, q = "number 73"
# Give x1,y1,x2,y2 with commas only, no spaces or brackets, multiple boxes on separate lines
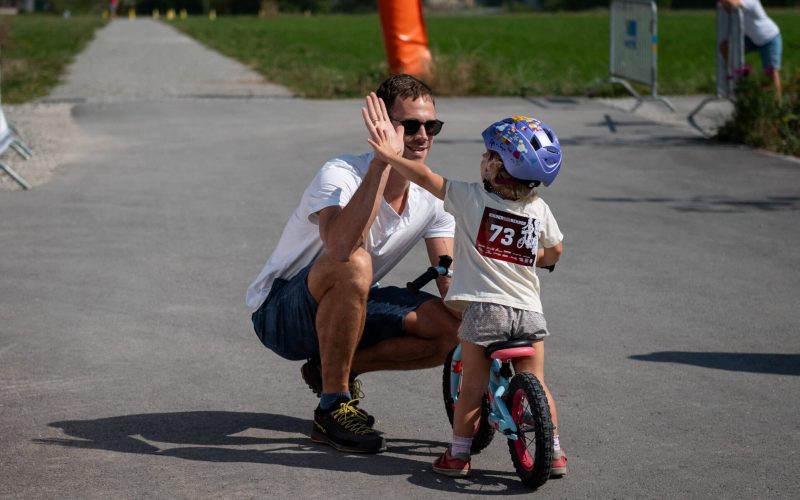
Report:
489,223,515,246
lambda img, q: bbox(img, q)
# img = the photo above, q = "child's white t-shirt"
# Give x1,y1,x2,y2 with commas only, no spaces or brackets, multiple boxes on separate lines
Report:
443,180,563,313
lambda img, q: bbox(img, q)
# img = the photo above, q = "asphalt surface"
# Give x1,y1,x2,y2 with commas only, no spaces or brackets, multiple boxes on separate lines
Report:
1,19,799,499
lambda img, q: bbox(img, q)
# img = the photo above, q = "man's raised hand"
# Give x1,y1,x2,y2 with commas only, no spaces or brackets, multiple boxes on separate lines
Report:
362,92,404,156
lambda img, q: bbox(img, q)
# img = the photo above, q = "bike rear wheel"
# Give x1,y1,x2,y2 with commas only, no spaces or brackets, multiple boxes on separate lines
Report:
442,346,495,453
506,372,554,489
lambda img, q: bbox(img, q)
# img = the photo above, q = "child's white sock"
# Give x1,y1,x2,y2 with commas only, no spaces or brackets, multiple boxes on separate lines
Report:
451,434,473,459
553,434,561,452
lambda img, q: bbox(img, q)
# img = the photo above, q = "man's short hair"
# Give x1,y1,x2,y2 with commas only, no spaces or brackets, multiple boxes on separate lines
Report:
376,74,435,111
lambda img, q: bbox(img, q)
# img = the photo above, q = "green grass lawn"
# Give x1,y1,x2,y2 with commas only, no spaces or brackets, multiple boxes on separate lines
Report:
175,9,799,98
1,10,797,102
0,15,107,104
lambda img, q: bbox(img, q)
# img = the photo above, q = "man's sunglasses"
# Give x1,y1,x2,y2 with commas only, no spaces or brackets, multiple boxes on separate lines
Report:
392,118,444,136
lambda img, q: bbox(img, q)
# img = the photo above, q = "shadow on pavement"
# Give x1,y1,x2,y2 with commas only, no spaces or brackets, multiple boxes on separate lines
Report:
33,411,537,494
590,195,800,213
630,352,800,376
35,411,307,455
563,134,709,149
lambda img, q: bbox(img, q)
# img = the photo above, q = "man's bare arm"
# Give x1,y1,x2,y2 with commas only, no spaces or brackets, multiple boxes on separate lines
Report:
318,93,407,261
317,159,392,261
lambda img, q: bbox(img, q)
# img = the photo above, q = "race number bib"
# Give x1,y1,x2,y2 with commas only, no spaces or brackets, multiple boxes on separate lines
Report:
475,207,540,266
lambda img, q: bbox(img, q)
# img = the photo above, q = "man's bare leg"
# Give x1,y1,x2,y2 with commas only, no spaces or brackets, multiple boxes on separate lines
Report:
307,249,372,394
351,298,460,374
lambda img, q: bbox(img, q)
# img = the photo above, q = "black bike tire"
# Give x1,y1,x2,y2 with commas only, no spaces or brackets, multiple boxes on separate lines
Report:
441,347,495,454
506,372,554,489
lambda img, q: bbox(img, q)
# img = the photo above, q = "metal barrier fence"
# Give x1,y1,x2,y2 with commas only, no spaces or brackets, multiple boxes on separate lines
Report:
0,59,33,190
0,109,31,190
590,0,675,112
688,5,745,131
716,4,746,100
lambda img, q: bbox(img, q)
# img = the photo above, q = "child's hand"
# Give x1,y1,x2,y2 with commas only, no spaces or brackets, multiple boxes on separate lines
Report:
362,92,404,158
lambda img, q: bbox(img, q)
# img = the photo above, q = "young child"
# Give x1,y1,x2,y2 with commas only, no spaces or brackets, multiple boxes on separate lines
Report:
362,93,567,478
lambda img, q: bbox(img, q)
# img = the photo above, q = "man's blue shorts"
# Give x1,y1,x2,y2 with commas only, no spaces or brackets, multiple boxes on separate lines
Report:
251,265,439,361
745,33,782,73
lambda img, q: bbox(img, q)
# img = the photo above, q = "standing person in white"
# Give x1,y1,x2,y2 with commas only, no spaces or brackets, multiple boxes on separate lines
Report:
247,75,459,454
363,92,568,479
719,0,783,98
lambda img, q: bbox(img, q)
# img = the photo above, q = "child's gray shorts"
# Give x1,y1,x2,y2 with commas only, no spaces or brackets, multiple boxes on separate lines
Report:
458,302,549,347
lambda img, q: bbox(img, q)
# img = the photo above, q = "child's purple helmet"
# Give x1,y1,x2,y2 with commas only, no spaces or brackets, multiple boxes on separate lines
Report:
481,116,562,186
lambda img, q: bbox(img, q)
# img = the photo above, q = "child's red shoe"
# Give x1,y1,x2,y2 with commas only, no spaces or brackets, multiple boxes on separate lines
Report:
432,448,471,477
551,449,568,477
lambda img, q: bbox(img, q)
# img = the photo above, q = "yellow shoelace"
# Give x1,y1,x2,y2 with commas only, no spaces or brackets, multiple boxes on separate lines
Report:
349,380,374,424
331,399,373,435
350,379,365,399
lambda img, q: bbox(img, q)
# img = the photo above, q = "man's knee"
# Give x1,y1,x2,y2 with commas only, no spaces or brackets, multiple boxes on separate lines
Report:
336,248,373,294
309,248,373,301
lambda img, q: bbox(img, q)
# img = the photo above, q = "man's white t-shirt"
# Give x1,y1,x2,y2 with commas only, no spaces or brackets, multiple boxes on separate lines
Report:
443,180,563,314
740,0,780,46
246,152,455,311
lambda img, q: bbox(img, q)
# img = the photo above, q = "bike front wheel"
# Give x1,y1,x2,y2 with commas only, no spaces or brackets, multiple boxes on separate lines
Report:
507,372,554,489
442,346,495,453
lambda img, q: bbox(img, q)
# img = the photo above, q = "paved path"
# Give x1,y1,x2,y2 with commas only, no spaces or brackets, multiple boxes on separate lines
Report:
47,19,293,102
1,18,799,499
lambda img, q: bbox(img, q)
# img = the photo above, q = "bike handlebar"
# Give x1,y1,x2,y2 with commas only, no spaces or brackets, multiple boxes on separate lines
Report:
407,255,453,293
407,255,554,293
